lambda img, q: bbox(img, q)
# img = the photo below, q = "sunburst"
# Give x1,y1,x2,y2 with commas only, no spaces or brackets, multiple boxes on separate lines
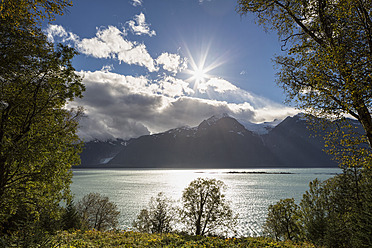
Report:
189,66,209,85
183,42,226,90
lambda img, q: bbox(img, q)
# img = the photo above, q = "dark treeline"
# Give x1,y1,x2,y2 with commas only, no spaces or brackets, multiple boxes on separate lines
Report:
263,167,372,248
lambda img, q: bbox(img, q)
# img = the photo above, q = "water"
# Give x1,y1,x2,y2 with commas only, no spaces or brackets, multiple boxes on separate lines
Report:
71,168,340,236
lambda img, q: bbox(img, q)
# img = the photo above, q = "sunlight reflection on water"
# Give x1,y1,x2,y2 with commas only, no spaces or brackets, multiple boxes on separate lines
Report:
71,168,340,237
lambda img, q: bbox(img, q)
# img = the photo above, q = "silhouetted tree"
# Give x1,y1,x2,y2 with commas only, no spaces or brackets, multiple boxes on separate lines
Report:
180,178,237,236
263,198,300,241
77,193,120,231
299,169,372,248
133,192,175,234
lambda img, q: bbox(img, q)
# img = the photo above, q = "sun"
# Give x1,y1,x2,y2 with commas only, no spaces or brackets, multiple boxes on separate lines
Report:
185,57,213,88
182,41,228,90
191,66,208,84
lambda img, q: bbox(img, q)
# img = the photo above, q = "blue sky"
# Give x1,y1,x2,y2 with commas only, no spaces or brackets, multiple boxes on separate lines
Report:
45,0,298,141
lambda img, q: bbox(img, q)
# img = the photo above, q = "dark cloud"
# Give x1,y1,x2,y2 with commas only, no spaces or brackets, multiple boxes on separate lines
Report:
69,70,297,141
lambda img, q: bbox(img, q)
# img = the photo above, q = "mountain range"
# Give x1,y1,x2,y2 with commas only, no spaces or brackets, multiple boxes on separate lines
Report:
78,113,342,168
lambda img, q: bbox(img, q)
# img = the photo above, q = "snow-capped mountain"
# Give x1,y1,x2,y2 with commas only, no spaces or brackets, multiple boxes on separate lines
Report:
240,118,282,135
79,114,340,168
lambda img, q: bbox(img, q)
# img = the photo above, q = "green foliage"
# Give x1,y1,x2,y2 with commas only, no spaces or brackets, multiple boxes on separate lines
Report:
53,229,316,248
298,178,329,246
0,203,63,247
301,169,371,247
133,192,175,234
0,0,84,243
237,0,372,155
62,201,82,231
306,116,371,169
263,168,372,247
0,0,73,26
0,18,83,225
77,193,120,231
263,198,300,241
180,178,238,236
237,2,372,243
352,167,372,246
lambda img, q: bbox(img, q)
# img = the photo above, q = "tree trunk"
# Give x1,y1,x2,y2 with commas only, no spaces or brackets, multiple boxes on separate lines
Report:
356,104,372,149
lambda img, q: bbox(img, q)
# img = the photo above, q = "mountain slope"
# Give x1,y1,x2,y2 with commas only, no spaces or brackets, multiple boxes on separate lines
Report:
78,114,339,168
80,139,128,166
263,115,336,167
108,116,277,168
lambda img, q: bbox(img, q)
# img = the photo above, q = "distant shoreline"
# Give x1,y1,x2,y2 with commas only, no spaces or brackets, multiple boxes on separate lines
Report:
74,165,338,170
226,171,294,174
72,167,341,176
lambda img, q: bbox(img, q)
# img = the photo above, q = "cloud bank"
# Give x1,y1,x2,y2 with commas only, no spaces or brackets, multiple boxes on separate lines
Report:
46,19,297,141
68,70,297,141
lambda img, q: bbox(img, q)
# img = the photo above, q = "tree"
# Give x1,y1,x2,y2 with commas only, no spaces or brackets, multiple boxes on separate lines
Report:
353,167,372,247
298,170,372,248
263,198,300,241
237,0,372,166
77,193,120,231
133,192,175,234
298,179,329,246
0,0,72,26
180,178,237,236
61,201,82,231
0,0,84,233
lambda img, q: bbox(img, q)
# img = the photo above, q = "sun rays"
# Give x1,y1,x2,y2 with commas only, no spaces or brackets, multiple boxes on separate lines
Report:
182,41,227,91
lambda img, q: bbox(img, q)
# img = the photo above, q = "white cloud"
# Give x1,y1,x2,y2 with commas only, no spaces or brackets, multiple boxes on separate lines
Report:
46,24,187,74
45,24,67,42
78,26,157,71
156,52,188,74
45,24,78,43
46,24,158,72
127,12,156,37
130,0,142,6
156,76,194,98
197,78,238,93
101,64,114,72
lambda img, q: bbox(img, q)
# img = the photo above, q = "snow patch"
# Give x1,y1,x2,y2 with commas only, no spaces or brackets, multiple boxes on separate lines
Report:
240,118,282,135
99,157,115,164
237,131,245,136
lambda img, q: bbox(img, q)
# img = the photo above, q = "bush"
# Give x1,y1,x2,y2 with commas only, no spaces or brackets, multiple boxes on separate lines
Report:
133,192,175,234
264,168,372,247
263,198,300,241
77,193,120,231
299,168,372,248
61,201,82,231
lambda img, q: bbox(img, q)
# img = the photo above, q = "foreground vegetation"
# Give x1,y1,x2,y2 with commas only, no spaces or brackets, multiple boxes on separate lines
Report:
52,230,315,248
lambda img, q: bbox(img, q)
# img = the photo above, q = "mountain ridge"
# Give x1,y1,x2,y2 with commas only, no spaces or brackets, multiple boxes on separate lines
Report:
79,114,340,168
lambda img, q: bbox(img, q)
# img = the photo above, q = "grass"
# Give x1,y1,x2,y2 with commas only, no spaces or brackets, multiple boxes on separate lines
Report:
52,229,316,248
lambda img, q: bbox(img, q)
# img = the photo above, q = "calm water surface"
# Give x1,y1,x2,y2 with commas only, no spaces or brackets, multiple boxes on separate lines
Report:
71,168,340,236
